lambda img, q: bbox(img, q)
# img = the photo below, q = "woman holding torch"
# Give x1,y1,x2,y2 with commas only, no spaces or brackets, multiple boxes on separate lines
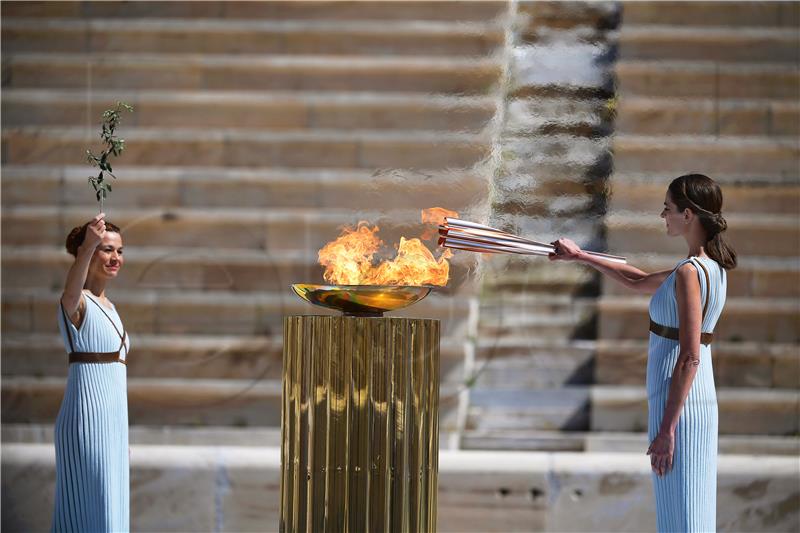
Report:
549,173,736,532
53,212,130,532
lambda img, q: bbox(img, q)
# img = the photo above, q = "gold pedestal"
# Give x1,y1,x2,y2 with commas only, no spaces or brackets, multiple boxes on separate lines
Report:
281,316,440,533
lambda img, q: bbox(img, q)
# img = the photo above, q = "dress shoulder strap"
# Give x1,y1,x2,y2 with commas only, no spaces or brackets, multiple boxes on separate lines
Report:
59,302,76,354
84,292,125,341
689,258,711,321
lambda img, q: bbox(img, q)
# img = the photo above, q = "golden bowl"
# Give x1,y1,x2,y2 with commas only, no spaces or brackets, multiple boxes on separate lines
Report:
291,284,433,317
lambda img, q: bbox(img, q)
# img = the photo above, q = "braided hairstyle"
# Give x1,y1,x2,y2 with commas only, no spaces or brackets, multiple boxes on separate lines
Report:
668,174,737,270
65,221,122,257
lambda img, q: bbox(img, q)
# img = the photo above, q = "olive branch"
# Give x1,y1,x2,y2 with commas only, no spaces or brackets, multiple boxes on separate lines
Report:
86,102,134,212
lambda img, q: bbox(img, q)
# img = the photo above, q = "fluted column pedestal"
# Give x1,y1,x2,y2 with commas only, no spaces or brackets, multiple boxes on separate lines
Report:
281,316,440,533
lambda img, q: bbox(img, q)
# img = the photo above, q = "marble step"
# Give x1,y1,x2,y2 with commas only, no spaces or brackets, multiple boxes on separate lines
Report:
617,26,800,63
0,332,468,386
607,173,800,214
6,422,798,456
605,211,800,257
601,254,800,299
1,18,504,57
0,375,461,428
3,443,799,532
0,1,508,22
0,164,489,209
591,385,800,435
615,97,800,137
478,310,595,341
613,170,800,187
616,60,800,99
460,428,800,455
1,288,471,337
2,53,501,94
594,338,799,390
1,89,495,132
467,387,591,431
1,126,490,169
597,296,800,343
0,245,475,293
612,134,799,175
0,205,486,252
473,337,597,388
620,2,799,28
479,261,597,295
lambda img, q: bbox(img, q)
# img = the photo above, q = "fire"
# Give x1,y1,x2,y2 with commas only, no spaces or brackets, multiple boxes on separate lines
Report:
318,208,456,286
420,207,459,240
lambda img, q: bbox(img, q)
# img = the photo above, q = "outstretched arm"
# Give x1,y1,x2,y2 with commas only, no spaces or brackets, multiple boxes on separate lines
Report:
647,262,703,476
548,238,671,294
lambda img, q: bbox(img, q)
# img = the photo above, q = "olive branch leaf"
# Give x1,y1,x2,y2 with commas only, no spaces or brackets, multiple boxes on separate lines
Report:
86,102,134,212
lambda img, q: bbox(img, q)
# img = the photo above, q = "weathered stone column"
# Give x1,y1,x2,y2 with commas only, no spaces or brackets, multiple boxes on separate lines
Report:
281,316,440,533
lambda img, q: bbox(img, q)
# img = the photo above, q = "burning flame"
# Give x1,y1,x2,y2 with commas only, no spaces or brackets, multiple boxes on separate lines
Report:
318,208,456,286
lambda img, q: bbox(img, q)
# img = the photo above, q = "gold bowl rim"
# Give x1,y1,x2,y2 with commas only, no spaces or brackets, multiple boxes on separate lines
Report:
291,284,435,316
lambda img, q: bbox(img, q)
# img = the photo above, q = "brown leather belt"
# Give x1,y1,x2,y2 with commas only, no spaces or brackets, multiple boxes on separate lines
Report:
69,352,127,365
649,319,713,346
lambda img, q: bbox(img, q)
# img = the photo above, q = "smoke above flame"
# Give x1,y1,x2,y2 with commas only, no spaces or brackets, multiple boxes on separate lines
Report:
318,208,457,286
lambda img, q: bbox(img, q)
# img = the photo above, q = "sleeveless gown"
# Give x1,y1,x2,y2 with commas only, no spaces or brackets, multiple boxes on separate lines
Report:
647,256,726,532
53,291,131,532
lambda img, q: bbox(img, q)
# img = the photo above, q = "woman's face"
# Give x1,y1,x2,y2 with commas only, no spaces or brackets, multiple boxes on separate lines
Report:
661,191,688,237
89,231,124,279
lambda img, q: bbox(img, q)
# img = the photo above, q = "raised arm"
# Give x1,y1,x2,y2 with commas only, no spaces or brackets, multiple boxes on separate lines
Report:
647,262,703,476
61,214,106,324
548,238,672,294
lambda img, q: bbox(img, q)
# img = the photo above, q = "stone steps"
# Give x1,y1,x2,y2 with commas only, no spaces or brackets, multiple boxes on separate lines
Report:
595,338,799,390
0,165,488,209
1,89,496,131
591,385,800,435
605,211,800,257
616,60,799,99
470,385,800,435
473,338,596,388
1,18,504,57
467,387,591,432
600,254,800,299
617,25,800,63
5,422,798,456
620,2,799,28
0,332,468,386
615,96,800,137
1,205,481,251
607,173,800,214
0,375,461,428
597,296,800,343
2,53,501,94
459,428,800,455
0,245,474,293
5,443,799,532
1,126,490,169
612,134,799,175
479,260,596,295
1,288,471,337
1,1,508,22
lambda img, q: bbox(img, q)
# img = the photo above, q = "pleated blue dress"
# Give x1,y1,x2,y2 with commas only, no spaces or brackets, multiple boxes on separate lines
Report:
648,256,726,532
53,291,131,532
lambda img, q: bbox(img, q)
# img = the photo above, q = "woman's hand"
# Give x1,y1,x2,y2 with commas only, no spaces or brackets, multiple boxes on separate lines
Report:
80,213,106,254
548,238,583,261
647,431,675,477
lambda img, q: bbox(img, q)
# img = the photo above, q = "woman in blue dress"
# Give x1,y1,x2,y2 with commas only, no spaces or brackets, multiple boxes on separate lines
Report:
549,173,737,532
54,212,131,532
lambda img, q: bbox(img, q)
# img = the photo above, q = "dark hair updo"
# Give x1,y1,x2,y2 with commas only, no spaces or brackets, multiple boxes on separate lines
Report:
65,221,122,257
668,173,737,270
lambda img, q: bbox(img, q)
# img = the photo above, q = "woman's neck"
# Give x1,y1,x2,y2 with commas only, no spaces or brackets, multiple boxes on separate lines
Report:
84,277,107,299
